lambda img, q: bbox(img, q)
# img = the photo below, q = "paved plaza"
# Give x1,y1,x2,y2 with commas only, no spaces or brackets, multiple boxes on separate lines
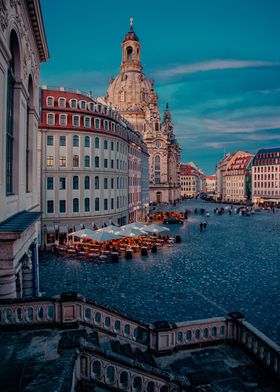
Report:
39,200,280,344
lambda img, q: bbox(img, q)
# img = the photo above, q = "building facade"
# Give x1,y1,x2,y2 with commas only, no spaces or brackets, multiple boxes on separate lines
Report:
40,87,148,248
204,175,216,193
215,153,233,201
180,163,204,198
106,20,181,204
0,0,49,298
252,147,280,204
224,152,253,203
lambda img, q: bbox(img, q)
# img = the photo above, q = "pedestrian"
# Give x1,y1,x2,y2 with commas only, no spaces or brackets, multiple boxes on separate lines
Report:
200,222,203,232
203,221,207,230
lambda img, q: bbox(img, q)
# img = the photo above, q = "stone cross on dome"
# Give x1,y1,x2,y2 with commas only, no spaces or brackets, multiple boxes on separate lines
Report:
130,17,134,30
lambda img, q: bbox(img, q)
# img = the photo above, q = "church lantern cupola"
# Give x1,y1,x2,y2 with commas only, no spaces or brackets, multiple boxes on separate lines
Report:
163,103,171,122
121,17,142,72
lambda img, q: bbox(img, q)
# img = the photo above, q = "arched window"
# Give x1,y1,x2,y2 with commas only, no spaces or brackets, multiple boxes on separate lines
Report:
126,46,133,61
73,135,79,147
73,198,79,212
69,99,77,108
95,197,99,211
95,156,99,168
73,115,79,126
95,176,99,189
46,96,54,106
58,97,66,107
84,176,90,189
155,155,161,184
84,117,90,128
6,30,20,195
84,198,90,212
84,136,90,147
73,155,79,167
84,155,90,167
95,137,99,148
73,176,79,189
94,118,100,129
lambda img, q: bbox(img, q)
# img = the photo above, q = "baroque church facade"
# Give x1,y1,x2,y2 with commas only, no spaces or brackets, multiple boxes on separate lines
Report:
106,20,181,204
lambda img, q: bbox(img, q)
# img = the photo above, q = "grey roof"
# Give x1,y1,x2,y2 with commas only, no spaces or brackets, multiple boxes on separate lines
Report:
256,147,280,154
0,211,41,233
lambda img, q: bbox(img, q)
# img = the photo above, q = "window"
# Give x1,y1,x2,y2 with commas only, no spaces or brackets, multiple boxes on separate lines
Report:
47,113,55,125
59,136,66,146
59,156,66,167
111,141,114,150
59,114,67,126
47,177,53,190
84,155,90,167
80,100,86,110
155,155,161,184
95,156,99,168
73,135,79,147
47,156,54,166
84,198,90,212
95,197,99,211
47,135,54,145
94,118,100,128
95,176,99,189
104,120,108,130
104,140,108,149
59,200,66,213
73,115,79,126
84,176,90,189
73,155,79,167
95,137,99,148
104,158,108,168
84,117,90,128
111,178,114,188
70,99,77,108
58,97,66,107
59,177,66,189
47,200,54,213
97,104,101,113
88,102,94,111
73,198,79,212
111,160,114,169
84,136,90,147
104,198,108,210
111,198,114,209
46,96,54,106
104,178,108,189
73,175,79,189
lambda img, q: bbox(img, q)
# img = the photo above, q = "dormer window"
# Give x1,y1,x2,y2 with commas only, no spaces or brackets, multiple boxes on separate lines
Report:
47,113,55,125
58,97,66,107
88,102,94,111
95,118,100,129
97,104,102,113
46,96,54,106
70,99,77,108
79,100,86,110
73,115,80,126
59,114,67,126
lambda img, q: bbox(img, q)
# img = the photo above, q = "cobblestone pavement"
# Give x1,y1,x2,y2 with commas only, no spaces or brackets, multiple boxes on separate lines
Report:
39,200,280,344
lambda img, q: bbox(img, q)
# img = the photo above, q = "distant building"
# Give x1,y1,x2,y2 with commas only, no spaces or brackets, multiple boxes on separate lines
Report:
204,175,216,193
0,0,49,298
40,87,148,248
215,153,233,201
180,163,204,198
252,147,280,204
224,152,253,203
106,20,181,204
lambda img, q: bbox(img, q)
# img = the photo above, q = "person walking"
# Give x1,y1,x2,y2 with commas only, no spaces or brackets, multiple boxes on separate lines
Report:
200,222,203,232
203,221,207,231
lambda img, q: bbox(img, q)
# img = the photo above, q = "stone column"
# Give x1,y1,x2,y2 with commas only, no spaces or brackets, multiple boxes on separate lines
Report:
22,250,34,298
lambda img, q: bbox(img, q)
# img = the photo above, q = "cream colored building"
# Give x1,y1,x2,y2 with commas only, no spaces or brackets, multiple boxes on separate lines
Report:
40,88,149,248
106,20,180,204
0,0,49,298
180,163,204,198
224,151,253,202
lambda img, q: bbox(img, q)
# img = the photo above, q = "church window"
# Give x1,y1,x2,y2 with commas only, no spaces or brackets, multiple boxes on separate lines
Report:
126,46,133,61
155,155,161,184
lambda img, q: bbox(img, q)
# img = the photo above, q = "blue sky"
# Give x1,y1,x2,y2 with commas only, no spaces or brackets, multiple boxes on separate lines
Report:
41,0,280,174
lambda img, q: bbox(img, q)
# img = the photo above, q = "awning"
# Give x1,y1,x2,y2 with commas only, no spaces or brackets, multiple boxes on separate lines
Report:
46,225,55,234
59,225,68,233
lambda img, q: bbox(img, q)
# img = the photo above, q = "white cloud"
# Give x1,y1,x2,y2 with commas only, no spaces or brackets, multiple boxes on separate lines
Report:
155,60,280,79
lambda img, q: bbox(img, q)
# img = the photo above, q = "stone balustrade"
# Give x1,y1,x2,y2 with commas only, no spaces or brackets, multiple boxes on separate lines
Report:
78,343,188,392
0,294,279,381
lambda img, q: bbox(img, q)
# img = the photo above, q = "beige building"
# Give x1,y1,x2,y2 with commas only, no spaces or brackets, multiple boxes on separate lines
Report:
215,153,233,201
40,88,149,248
180,163,204,198
106,20,180,204
225,152,253,202
0,0,49,298
204,175,216,193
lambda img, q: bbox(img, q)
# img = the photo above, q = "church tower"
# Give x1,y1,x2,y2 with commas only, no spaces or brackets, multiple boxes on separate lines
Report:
106,20,181,204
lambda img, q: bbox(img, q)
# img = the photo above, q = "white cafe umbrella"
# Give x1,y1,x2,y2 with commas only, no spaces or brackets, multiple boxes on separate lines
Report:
88,230,122,242
97,225,120,233
123,222,148,231
116,227,146,238
142,224,170,234
68,228,95,238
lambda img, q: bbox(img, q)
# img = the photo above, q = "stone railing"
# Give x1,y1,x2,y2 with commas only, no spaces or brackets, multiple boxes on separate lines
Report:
228,312,280,380
77,341,189,392
0,292,150,345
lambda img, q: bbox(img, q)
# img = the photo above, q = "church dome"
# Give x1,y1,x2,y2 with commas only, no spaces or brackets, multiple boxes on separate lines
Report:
107,70,153,111
123,28,139,42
